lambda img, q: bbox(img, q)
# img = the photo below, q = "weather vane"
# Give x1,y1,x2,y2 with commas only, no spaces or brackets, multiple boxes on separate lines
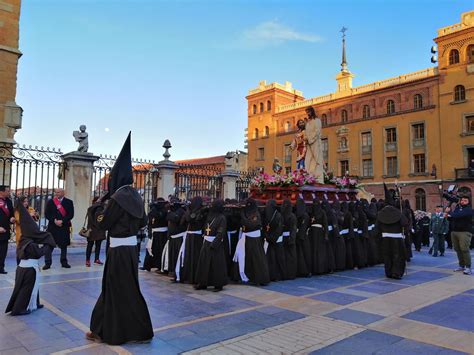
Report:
340,26,348,39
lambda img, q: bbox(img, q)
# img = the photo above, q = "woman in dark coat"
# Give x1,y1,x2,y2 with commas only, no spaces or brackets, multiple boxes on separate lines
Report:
194,199,228,291
232,199,270,285
281,199,297,280
264,200,285,281
341,202,355,270
311,200,330,274
295,198,312,277
85,197,106,267
331,201,346,271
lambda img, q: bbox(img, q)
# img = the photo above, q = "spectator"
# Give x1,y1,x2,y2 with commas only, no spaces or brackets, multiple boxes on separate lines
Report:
85,196,106,267
0,185,15,274
446,196,473,275
429,205,449,257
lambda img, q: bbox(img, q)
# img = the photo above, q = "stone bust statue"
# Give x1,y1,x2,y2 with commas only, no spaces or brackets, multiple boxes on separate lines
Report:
73,125,89,152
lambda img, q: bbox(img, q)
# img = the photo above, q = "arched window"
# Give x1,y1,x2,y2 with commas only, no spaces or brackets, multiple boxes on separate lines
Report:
267,100,272,111
321,114,328,127
454,85,466,102
264,126,269,137
285,121,291,132
458,186,472,197
449,49,460,65
362,105,370,119
253,128,259,139
341,109,348,123
386,100,395,115
415,188,426,211
414,94,423,109
259,102,264,113
252,104,257,114
467,44,474,63
340,137,348,149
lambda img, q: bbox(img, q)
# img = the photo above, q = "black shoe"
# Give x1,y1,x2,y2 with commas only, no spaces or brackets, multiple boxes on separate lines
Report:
428,248,433,255
62,264,71,269
392,274,402,280
213,287,223,292
37,304,44,309
193,284,207,290
17,310,32,316
433,254,438,257
139,267,149,271
42,265,51,270
0,269,7,274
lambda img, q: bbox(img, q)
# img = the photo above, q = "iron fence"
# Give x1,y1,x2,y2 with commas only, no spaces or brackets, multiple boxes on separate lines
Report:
175,164,223,201
235,169,258,202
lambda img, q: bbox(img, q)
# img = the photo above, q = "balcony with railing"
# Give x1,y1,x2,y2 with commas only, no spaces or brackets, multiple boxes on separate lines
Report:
413,138,425,148
385,142,397,152
361,145,372,155
455,168,474,180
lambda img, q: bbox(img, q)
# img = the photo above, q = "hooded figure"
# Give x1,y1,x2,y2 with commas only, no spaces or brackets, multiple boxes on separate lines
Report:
194,199,228,291
6,202,56,316
232,198,270,285
349,202,364,269
310,200,331,274
178,196,207,284
402,199,414,261
295,198,312,277
281,199,297,280
362,199,379,266
165,197,186,278
323,201,342,271
142,198,169,272
88,133,153,345
223,199,240,276
376,183,409,279
264,200,285,281
341,202,355,270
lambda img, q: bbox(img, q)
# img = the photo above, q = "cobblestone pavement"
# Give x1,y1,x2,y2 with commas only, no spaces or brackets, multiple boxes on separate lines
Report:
0,245,473,354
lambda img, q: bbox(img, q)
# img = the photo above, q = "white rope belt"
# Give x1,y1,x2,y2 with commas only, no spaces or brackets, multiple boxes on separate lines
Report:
276,235,283,243
110,236,137,248
204,236,216,242
328,225,333,231
19,259,40,268
311,224,323,228
382,232,404,239
19,259,40,312
170,232,186,239
340,229,349,235
368,224,375,231
187,230,202,235
233,229,261,282
227,230,238,255
152,227,168,233
282,231,290,237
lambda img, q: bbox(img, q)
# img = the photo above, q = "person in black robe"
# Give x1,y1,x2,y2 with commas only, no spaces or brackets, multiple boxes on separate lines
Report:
349,202,364,269
6,202,56,316
362,199,379,266
322,200,336,272
341,202,355,270
178,196,207,284
311,200,331,274
232,198,270,285
377,183,408,279
295,198,311,277
223,201,240,276
331,201,346,271
142,198,169,272
166,199,186,281
194,199,228,291
420,214,431,247
87,133,153,345
264,200,285,281
281,199,297,280
403,200,414,262
43,188,74,269
0,185,14,274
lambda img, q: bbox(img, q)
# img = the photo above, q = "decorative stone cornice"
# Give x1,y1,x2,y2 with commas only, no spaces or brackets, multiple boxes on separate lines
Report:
0,44,22,57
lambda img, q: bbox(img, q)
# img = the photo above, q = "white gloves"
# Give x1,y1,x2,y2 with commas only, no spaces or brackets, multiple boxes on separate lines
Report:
146,238,153,257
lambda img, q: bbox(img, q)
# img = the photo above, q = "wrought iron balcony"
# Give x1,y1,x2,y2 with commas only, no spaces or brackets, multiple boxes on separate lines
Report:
413,138,425,148
385,142,397,152
361,145,372,154
455,168,474,180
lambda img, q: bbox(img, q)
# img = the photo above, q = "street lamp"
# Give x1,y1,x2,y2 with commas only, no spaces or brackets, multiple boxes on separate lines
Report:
438,183,443,207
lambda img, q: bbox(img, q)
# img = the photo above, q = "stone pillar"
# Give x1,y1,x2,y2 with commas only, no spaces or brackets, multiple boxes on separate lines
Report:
221,169,239,200
156,140,179,199
62,152,99,237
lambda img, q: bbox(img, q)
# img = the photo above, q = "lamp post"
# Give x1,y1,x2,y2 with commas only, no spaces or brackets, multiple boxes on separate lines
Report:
438,183,444,207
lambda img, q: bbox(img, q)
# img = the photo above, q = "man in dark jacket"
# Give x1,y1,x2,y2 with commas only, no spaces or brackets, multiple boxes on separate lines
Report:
43,188,74,269
0,185,15,274
447,196,473,275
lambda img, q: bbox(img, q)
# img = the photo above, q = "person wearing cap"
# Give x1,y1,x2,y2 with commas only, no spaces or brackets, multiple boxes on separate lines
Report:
0,185,15,274
429,205,449,257
446,195,473,275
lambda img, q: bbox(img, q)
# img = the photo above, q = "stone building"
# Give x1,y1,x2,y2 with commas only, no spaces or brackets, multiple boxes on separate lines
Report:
0,0,22,144
246,10,474,211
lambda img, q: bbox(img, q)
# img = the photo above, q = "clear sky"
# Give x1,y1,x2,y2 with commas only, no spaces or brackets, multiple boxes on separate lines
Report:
15,0,473,161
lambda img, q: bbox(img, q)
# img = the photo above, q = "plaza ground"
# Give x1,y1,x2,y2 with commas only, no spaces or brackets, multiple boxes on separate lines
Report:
0,244,473,354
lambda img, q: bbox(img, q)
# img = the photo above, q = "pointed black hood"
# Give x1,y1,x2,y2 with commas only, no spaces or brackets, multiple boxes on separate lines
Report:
108,132,133,195
384,182,397,208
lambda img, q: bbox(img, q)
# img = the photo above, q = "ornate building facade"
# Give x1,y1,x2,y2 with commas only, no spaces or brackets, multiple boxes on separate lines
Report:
0,0,22,144
246,11,474,211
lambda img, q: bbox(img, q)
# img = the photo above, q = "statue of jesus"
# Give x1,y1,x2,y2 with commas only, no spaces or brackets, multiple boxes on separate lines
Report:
304,107,324,183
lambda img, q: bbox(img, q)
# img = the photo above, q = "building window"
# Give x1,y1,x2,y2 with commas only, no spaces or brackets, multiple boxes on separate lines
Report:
267,100,272,111
340,160,349,175
340,137,348,149
386,156,398,176
386,127,397,143
414,94,423,109
285,166,291,174
321,138,328,161
454,85,466,102
253,128,259,139
257,147,264,160
264,126,270,137
386,100,395,115
361,132,372,147
284,143,292,164
259,102,264,113
285,121,291,132
465,115,474,133
415,188,426,211
467,45,474,63
412,123,425,139
341,109,348,123
362,159,373,177
321,114,328,127
362,105,370,119
449,49,460,65
414,153,426,173
252,105,257,114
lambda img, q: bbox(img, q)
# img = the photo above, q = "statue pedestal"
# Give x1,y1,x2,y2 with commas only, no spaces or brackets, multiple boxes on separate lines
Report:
62,151,99,237
221,169,239,200
156,160,179,199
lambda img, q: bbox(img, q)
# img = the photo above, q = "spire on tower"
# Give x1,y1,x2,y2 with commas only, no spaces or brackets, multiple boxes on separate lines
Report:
340,27,348,72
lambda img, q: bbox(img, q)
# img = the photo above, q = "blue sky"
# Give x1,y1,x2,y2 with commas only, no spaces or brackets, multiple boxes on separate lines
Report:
16,0,472,161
